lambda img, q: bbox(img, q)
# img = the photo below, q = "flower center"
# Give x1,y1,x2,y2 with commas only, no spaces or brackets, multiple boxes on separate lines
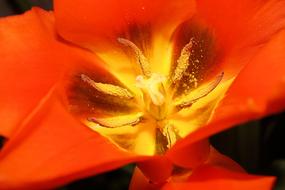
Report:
136,73,168,120
136,73,166,106
68,37,226,155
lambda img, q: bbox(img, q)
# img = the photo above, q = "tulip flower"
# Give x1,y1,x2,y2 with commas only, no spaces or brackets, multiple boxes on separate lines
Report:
0,0,285,189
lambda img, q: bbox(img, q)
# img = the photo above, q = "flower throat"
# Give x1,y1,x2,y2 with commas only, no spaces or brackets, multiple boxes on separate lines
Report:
78,37,223,154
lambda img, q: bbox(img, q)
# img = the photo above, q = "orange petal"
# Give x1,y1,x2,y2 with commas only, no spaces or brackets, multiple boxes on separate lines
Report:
54,0,197,104
137,156,173,183
196,0,285,78
197,0,285,50
166,139,210,169
0,96,145,189
206,146,245,173
0,8,68,138
162,165,276,190
54,0,196,51
172,29,285,151
129,167,160,190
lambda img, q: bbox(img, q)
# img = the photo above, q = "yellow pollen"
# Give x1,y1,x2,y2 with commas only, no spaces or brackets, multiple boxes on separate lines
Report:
81,74,133,99
175,72,224,108
171,38,194,84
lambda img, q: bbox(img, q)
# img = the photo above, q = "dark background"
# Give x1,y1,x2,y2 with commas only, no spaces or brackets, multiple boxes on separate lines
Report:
0,1,284,189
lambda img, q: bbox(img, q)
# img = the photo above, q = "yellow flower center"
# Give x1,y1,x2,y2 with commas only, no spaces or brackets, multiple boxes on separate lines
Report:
136,73,166,107
67,37,232,155
136,73,167,120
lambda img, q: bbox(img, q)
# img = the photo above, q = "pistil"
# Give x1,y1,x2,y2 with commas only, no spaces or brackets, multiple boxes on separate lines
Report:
136,73,166,106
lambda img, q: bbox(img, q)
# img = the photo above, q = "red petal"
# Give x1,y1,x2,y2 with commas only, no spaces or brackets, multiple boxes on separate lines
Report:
0,8,66,138
172,29,285,151
166,139,210,169
196,0,285,78
54,0,196,50
162,165,275,190
197,0,285,50
206,147,245,173
129,167,161,190
137,156,173,183
131,147,274,190
0,96,144,189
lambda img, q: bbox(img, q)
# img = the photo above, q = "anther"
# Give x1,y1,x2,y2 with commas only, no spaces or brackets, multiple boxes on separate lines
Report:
117,38,152,77
88,112,143,128
175,72,224,108
81,74,134,99
171,38,194,84
162,123,179,148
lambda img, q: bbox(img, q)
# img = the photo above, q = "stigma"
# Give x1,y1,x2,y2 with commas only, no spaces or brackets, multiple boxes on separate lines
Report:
136,73,166,106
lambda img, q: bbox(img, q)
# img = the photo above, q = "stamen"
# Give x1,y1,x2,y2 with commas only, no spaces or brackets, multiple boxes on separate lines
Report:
175,72,224,108
81,74,134,99
171,38,194,84
117,38,151,77
162,123,179,148
155,128,169,155
88,112,143,128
